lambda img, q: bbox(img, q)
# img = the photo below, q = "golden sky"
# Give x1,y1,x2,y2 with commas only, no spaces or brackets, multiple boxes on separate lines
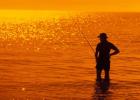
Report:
0,0,140,12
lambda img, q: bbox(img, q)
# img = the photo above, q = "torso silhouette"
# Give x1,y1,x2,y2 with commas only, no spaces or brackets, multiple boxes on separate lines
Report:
96,41,116,61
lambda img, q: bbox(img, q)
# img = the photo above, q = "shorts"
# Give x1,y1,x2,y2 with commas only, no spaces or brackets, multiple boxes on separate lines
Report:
96,60,110,71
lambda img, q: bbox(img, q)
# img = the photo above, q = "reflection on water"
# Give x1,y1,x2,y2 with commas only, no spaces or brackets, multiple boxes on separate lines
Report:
0,12,140,99
93,79,110,100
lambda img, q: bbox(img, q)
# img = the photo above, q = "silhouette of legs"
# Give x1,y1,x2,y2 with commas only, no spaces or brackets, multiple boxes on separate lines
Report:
96,70,102,81
96,69,110,81
105,70,110,80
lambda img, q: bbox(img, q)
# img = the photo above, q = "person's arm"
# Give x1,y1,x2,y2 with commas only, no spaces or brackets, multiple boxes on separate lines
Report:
95,44,99,63
110,44,120,56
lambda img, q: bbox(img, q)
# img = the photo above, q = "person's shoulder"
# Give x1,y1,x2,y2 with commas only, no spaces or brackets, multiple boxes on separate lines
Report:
96,43,101,49
107,41,114,45
97,42,101,46
107,41,117,49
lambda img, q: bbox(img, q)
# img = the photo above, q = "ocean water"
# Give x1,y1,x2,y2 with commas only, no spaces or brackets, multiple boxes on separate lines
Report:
0,11,140,100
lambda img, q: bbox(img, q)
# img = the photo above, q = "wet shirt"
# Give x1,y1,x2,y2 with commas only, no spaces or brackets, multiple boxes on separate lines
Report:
96,41,117,62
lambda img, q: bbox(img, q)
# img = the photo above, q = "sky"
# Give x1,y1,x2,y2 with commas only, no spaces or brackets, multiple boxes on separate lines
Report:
0,0,140,12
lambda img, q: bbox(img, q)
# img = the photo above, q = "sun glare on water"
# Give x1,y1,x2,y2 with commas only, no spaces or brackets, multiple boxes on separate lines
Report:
0,10,87,52
0,10,76,23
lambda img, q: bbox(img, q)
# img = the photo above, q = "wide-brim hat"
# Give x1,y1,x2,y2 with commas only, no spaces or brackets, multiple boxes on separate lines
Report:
98,33,108,38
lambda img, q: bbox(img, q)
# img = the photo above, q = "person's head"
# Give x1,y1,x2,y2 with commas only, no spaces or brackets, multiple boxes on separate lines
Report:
98,33,108,42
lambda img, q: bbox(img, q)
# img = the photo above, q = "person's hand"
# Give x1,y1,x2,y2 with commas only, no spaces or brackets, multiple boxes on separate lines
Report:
95,58,98,64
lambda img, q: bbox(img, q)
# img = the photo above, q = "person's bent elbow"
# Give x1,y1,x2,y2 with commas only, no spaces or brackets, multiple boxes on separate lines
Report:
116,49,120,54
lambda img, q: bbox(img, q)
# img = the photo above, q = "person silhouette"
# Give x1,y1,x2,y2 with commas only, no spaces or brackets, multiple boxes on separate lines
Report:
95,33,120,81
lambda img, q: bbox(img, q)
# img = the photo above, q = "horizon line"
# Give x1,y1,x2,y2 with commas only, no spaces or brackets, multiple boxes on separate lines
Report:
0,9,140,13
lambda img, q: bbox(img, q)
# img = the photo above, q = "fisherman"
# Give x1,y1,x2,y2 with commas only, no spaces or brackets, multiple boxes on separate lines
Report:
95,33,120,81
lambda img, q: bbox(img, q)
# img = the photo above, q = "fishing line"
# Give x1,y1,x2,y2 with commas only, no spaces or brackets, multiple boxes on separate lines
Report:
75,19,94,53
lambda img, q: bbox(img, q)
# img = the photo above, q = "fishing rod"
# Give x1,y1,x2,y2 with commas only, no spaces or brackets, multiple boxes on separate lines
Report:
80,30,94,53
73,17,94,53
76,22,94,53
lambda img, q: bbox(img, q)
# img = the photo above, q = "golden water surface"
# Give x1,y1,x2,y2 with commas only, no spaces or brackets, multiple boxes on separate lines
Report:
0,11,140,100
